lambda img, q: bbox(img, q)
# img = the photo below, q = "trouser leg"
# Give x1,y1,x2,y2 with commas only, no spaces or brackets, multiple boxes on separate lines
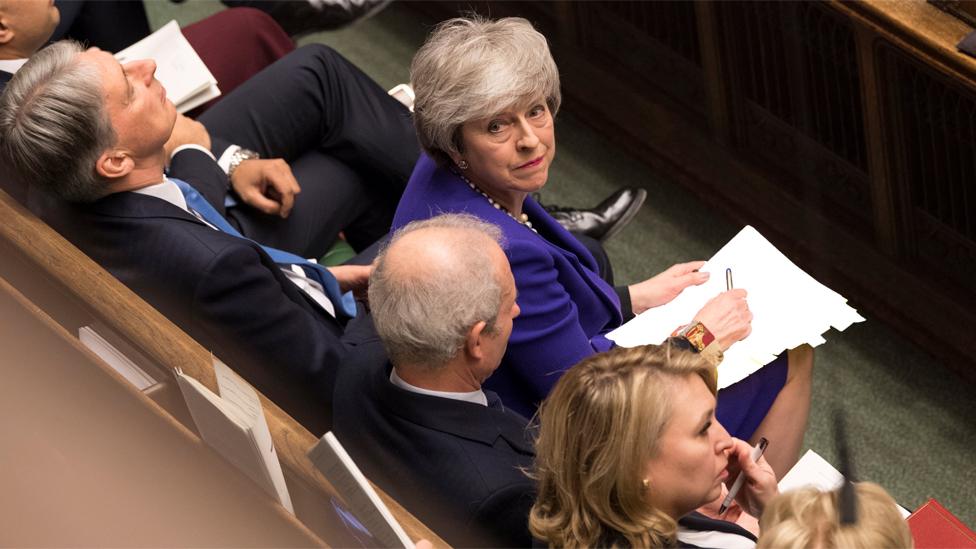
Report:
200,44,419,256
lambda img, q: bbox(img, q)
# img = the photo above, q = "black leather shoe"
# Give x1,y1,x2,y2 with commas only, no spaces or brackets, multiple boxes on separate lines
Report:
544,187,647,242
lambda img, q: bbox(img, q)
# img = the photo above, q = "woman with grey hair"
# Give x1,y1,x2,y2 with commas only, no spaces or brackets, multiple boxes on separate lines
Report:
392,16,812,474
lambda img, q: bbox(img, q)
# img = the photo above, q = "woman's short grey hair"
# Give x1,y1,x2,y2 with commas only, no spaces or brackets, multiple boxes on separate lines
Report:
369,213,506,368
0,40,116,202
410,16,561,166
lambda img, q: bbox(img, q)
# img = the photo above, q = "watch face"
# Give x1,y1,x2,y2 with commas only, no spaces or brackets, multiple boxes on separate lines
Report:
681,322,715,352
684,324,706,351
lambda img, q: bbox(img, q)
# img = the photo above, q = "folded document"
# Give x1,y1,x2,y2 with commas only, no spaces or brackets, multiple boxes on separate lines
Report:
607,226,864,388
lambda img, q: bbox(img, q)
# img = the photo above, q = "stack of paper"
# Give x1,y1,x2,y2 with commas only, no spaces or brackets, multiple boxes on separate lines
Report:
175,360,293,514
115,20,220,113
607,226,864,388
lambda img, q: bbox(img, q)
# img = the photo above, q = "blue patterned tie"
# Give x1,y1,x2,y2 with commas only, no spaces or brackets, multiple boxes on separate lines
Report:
171,178,357,319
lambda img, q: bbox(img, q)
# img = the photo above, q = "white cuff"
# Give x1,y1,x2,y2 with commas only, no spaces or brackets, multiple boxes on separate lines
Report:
216,145,242,175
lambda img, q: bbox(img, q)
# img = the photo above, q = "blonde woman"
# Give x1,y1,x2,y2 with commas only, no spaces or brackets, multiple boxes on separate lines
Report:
530,344,778,548
758,483,913,549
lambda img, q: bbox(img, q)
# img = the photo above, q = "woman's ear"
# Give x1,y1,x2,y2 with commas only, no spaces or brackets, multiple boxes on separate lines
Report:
95,149,135,181
448,149,465,167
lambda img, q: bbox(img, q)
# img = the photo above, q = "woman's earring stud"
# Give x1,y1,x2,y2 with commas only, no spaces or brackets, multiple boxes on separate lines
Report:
457,159,469,170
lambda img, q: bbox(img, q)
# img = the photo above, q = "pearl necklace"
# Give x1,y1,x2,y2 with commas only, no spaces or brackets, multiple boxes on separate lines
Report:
458,172,538,233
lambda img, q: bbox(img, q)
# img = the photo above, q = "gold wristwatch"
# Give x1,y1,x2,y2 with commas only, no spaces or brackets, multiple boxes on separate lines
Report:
671,321,724,367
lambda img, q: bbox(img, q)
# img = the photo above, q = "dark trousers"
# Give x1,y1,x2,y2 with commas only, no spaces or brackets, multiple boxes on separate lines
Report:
198,45,420,257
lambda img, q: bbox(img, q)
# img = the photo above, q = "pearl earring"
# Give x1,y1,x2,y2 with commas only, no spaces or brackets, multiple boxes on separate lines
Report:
642,479,650,490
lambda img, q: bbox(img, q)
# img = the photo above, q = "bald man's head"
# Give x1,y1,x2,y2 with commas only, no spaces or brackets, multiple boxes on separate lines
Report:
369,214,510,369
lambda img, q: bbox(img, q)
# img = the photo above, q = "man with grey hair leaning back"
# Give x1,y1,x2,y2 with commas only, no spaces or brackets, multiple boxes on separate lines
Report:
332,213,535,548
0,40,407,433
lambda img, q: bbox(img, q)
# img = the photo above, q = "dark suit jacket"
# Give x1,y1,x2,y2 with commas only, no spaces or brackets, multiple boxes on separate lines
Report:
39,147,364,433
333,339,537,547
0,69,11,89
392,154,622,418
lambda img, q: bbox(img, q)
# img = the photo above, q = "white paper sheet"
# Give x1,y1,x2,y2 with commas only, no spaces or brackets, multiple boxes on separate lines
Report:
608,226,864,388
779,450,910,518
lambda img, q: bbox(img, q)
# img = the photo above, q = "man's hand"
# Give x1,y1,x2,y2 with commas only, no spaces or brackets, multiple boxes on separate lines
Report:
230,158,301,219
724,437,778,518
692,289,752,350
628,261,709,314
163,114,211,160
328,264,372,302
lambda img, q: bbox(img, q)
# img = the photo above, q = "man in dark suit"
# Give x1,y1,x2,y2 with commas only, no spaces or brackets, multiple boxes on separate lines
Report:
0,40,415,432
332,213,536,547
1,1,412,252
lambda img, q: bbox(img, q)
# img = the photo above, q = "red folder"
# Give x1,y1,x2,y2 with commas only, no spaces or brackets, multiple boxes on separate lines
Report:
907,499,976,548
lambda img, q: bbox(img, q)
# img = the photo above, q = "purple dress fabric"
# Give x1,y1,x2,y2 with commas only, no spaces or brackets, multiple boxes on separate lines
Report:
392,154,786,438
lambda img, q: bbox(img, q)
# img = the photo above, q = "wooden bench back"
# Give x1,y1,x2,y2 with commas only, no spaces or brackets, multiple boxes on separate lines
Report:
0,276,325,546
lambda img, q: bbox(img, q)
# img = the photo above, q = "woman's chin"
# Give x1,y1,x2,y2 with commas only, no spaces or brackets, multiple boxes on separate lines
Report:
515,170,550,194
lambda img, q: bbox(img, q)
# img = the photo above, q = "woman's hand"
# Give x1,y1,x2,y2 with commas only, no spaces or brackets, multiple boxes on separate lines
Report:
693,289,752,350
725,437,778,518
628,261,709,314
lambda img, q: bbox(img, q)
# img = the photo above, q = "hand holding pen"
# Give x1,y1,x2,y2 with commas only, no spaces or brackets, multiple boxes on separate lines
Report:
720,437,778,518
692,287,753,350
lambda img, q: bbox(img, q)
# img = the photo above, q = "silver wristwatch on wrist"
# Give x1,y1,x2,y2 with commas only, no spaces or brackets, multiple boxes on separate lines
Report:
227,147,260,180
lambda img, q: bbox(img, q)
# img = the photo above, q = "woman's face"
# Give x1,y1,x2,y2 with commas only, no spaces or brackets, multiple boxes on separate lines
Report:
454,98,556,201
642,374,733,519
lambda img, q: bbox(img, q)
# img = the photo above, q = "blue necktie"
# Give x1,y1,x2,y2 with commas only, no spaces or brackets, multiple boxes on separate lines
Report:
171,178,357,319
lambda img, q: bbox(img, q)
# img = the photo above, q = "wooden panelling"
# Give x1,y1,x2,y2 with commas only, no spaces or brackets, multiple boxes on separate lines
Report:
406,1,976,382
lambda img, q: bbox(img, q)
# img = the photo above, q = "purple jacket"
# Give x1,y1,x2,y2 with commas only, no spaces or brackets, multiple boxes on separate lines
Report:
392,154,622,416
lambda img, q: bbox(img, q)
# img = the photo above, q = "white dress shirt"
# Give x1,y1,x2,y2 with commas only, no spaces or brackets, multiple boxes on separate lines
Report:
0,58,29,74
390,368,488,407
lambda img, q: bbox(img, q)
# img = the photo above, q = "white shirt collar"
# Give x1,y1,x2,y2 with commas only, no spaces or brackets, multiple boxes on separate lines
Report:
0,58,28,74
131,178,190,211
390,368,488,407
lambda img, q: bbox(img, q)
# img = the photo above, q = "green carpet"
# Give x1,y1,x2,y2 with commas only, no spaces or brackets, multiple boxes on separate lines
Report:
147,0,976,527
